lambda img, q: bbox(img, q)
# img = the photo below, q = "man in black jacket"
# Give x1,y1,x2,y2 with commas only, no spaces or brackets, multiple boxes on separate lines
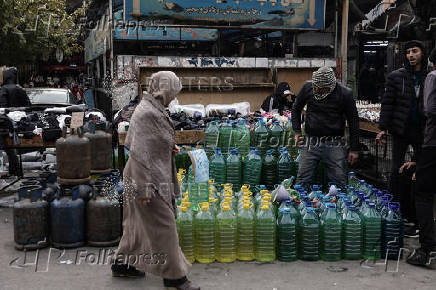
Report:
407,47,436,267
377,40,428,235
292,67,360,189
0,67,31,107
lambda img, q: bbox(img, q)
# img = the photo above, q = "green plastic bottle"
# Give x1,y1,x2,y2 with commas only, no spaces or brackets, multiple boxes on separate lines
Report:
194,202,215,263
269,120,284,152
362,202,382,260
237,202,255,261
226,148,242,192
299,207,320,261
233,119,251,158
278,150,293,183
320,203,342,261
342,205,362,260
262,150,277,189
254,120,270,157
219,121,233,157
243,148,262,188
255,204,276,262
277,208,298,262
188,166,209,213
176,206,195,263
209,148,227,186
215,203,237,262
205,121,220,159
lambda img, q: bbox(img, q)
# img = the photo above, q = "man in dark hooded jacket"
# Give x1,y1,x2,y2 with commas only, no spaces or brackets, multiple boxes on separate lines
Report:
376,40,428,237
0,67,31,107
260,82,294,114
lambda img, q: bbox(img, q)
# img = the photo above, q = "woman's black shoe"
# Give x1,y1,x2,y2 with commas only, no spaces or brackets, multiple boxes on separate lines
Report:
111,264,145,278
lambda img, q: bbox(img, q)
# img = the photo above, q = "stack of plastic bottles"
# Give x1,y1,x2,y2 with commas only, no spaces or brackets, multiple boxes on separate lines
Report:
175,171,403,264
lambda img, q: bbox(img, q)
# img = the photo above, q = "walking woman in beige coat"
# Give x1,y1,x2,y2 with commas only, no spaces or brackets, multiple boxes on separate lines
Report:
111,71,199,290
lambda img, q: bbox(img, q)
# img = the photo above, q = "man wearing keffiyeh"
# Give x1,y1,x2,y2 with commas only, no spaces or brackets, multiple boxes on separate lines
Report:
291,67,360,189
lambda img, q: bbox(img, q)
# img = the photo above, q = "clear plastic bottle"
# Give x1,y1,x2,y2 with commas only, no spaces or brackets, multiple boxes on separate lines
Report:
362,202,382,260
342,205,362,260
194,202,215,263
209,148,227,186
215,203,236,262
237,202,255,261
298,207,320,261
205,121,220,159
255,204,276,262
277,208,298,262
226,148,242,192
176,206,195,263
262,149,277,189
320,203,342,261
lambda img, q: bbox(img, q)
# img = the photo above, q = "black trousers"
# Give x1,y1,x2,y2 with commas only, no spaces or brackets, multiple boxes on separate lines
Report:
389,130,422,217
399,167,417,224
415,147,436,252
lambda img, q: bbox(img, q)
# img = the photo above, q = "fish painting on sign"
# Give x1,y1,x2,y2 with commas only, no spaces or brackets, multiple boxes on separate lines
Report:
125,0,326,30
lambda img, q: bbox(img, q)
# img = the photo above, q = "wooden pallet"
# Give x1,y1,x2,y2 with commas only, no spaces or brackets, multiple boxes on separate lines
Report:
174,130,205,145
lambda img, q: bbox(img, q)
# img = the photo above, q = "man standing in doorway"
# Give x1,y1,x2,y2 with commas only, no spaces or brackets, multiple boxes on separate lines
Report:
407,47,436,266
376,40,428,237
292,67,360,189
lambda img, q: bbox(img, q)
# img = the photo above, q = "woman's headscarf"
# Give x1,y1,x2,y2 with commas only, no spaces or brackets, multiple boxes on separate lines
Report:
147,71,182,107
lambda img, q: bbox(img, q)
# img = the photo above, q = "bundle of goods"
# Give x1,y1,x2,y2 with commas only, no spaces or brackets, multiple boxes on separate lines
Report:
175,172,403,263
356,101,381,123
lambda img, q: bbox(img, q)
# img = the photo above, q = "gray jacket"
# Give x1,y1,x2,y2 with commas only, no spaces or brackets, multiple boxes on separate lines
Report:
423,70,436,147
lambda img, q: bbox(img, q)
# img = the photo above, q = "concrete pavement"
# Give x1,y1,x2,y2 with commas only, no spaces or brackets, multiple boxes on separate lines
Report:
0,206,435,290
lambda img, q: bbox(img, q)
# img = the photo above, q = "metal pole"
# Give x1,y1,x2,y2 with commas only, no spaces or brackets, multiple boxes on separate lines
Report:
109,0,114,78
341,0,349,85
334,0,339,59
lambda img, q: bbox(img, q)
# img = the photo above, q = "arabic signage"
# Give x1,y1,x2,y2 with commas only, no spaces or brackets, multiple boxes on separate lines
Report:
114,10,218,41
125,0,326,30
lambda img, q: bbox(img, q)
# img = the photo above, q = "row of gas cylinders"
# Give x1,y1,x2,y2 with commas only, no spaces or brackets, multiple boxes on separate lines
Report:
13,174,122,250
56,123,112,184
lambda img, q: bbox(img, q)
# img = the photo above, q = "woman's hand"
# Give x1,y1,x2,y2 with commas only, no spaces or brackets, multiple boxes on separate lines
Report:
173,144,180,155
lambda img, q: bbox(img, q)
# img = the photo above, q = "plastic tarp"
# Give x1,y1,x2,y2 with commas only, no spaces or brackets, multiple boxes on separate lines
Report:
206,102,250,117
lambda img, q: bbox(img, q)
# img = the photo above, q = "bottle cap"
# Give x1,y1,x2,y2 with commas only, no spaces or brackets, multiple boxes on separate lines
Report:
222,204,230,211
261,204,270,210
201,202,210,211
181,207,188,212
243,203,251,210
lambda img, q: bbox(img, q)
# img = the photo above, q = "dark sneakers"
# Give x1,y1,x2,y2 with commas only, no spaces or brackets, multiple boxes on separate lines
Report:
406,248,436,267
404,225,419,238
111,264,145,278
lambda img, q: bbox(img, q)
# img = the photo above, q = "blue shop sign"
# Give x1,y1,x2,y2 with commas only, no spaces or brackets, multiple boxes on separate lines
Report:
125,0,326,30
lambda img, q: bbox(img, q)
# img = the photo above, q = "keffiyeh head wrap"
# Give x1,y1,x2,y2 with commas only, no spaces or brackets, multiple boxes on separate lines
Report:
147,71,182,107
312,67,337,100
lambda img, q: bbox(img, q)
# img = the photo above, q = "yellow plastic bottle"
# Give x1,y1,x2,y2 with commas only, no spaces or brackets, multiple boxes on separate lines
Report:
194,202,215,263
215,203,237,262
